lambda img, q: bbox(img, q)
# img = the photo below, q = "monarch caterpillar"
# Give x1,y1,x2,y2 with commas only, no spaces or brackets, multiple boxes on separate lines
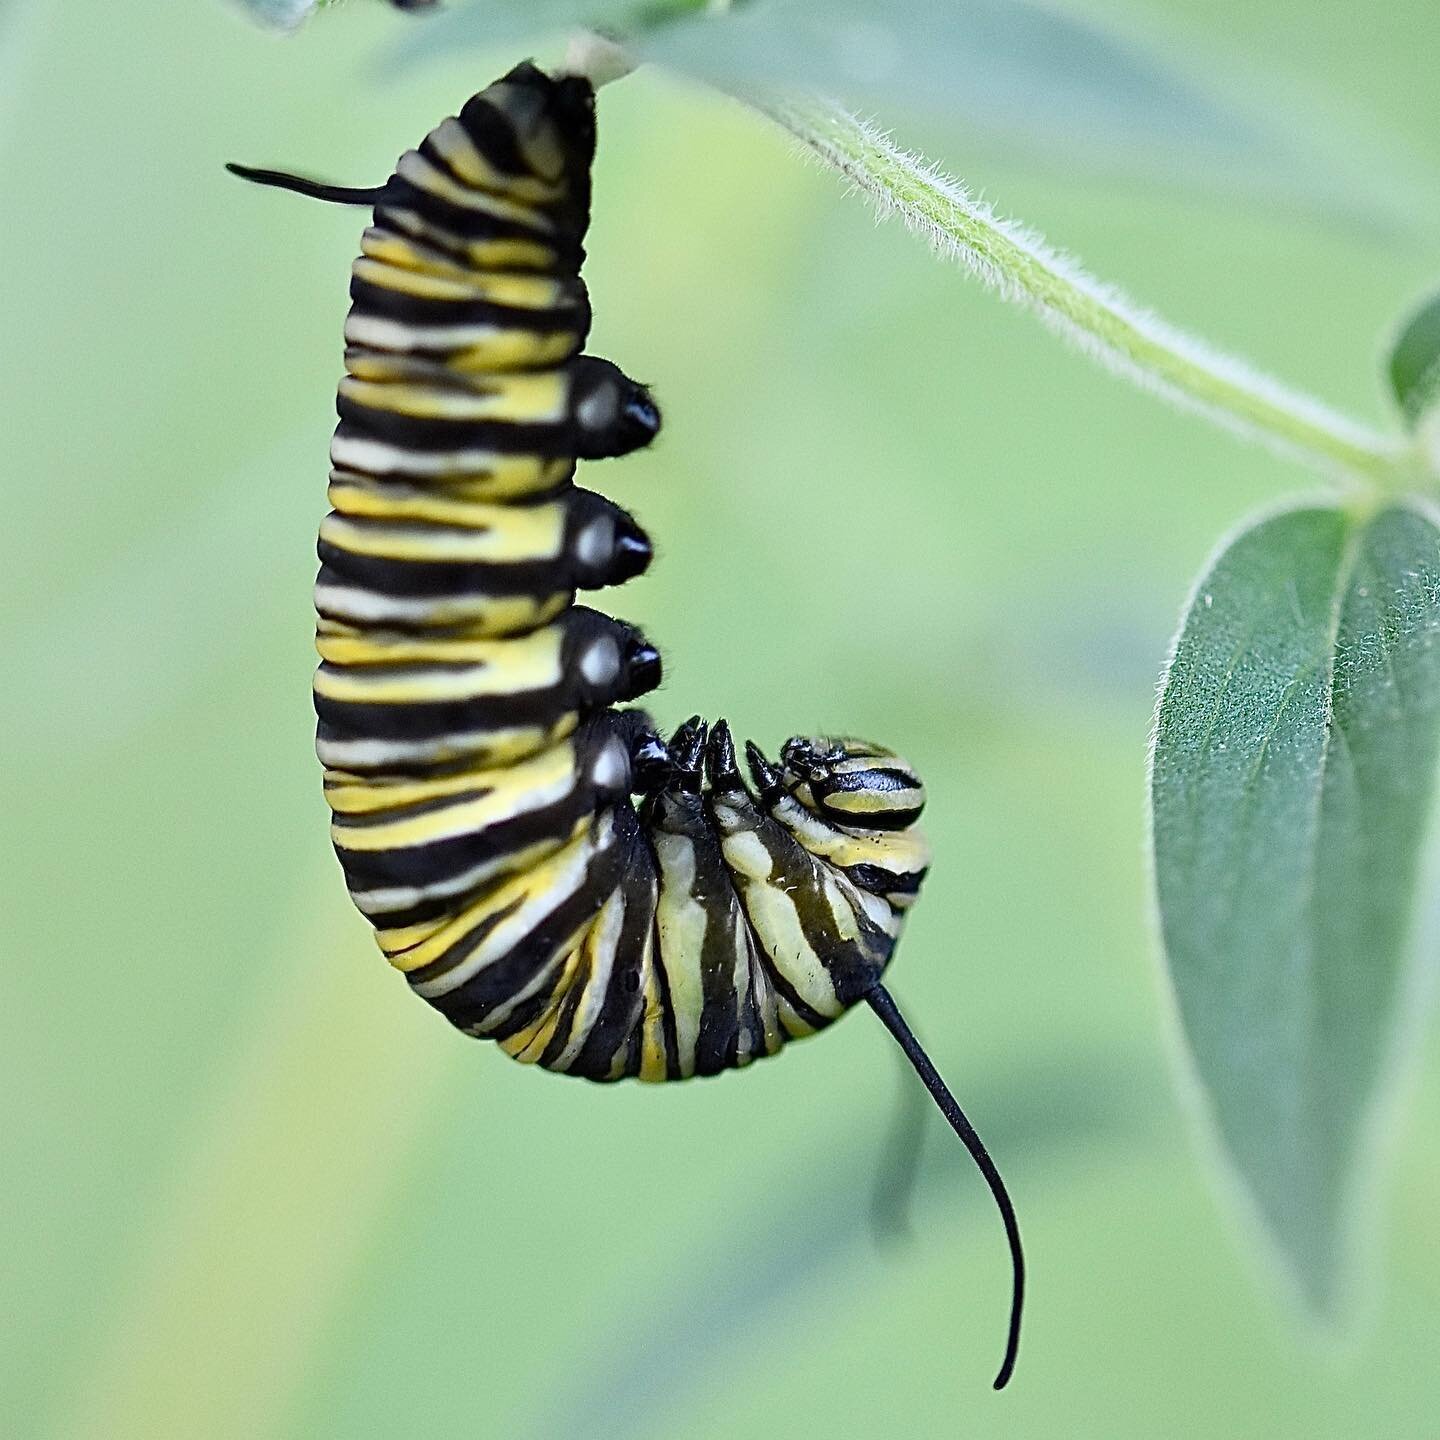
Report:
230,61,1024,1388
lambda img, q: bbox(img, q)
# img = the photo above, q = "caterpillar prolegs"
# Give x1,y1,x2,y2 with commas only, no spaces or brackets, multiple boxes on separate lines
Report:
230,62,1023,1388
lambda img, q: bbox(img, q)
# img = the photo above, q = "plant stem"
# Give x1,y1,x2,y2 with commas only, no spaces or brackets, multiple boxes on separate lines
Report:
764,96,1416,491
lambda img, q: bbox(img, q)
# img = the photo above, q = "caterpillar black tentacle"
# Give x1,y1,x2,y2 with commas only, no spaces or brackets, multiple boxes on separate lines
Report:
231,60,1023,1389
223,163,392,208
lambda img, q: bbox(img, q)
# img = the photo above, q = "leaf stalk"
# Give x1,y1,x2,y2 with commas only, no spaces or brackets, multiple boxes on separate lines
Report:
763,97,1420,493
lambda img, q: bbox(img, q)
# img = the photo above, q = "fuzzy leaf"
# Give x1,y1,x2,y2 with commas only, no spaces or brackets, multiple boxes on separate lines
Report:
1388,289,1440,431
381,0,1428,226
642,0,1275,165
397,0,1249,161
1151,501,1440,1314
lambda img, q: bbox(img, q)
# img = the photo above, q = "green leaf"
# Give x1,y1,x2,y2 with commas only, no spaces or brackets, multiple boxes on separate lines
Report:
642,0,1280,162
1151,501,1440,1315
1388,290,1440,430
393,0,1221,147
384,0,1431,227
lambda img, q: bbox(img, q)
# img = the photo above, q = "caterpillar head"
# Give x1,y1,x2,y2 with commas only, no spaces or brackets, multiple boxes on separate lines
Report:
778,737,926,832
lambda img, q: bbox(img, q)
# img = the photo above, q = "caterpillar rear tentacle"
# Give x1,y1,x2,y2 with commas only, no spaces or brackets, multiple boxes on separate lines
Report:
230,59,1023,1389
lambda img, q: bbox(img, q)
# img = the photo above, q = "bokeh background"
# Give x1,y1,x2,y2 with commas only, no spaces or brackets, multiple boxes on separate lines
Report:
4,1,1438,1435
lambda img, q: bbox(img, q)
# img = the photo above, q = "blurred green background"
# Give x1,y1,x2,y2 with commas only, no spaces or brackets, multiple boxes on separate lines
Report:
4,1,1438,1435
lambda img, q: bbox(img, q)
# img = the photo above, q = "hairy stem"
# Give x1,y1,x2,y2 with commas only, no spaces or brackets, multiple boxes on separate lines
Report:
763,96,1417,491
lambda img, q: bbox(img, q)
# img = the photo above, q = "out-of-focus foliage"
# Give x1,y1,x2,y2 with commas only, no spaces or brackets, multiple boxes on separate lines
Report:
1389,290,1440,429
4,1,1439,1438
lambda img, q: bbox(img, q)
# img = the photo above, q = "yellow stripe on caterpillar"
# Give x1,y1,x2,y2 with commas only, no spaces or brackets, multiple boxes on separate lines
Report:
378,206,560,272
428,117,566,206
338,371,567,424
316,620,568,673
360,227,497,283
319,503,565,562
329,743,581,852
345,331,582,379
313,642,566,704
350,255,570,309
394,150,557,232
652,831,710,1079
719,829,845,1021
315,714,577,776
497,943,588,1063
313,584,570,639
327,473,568,531
397,815,610,984
328,432,572,495
544,890,627,1072
637,955,668,1083
822,785,927,818
351,827,588,925
322,727,580,818
766,788,933,876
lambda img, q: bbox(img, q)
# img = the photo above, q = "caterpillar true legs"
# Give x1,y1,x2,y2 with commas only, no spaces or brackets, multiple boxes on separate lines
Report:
230,60,1024,1389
